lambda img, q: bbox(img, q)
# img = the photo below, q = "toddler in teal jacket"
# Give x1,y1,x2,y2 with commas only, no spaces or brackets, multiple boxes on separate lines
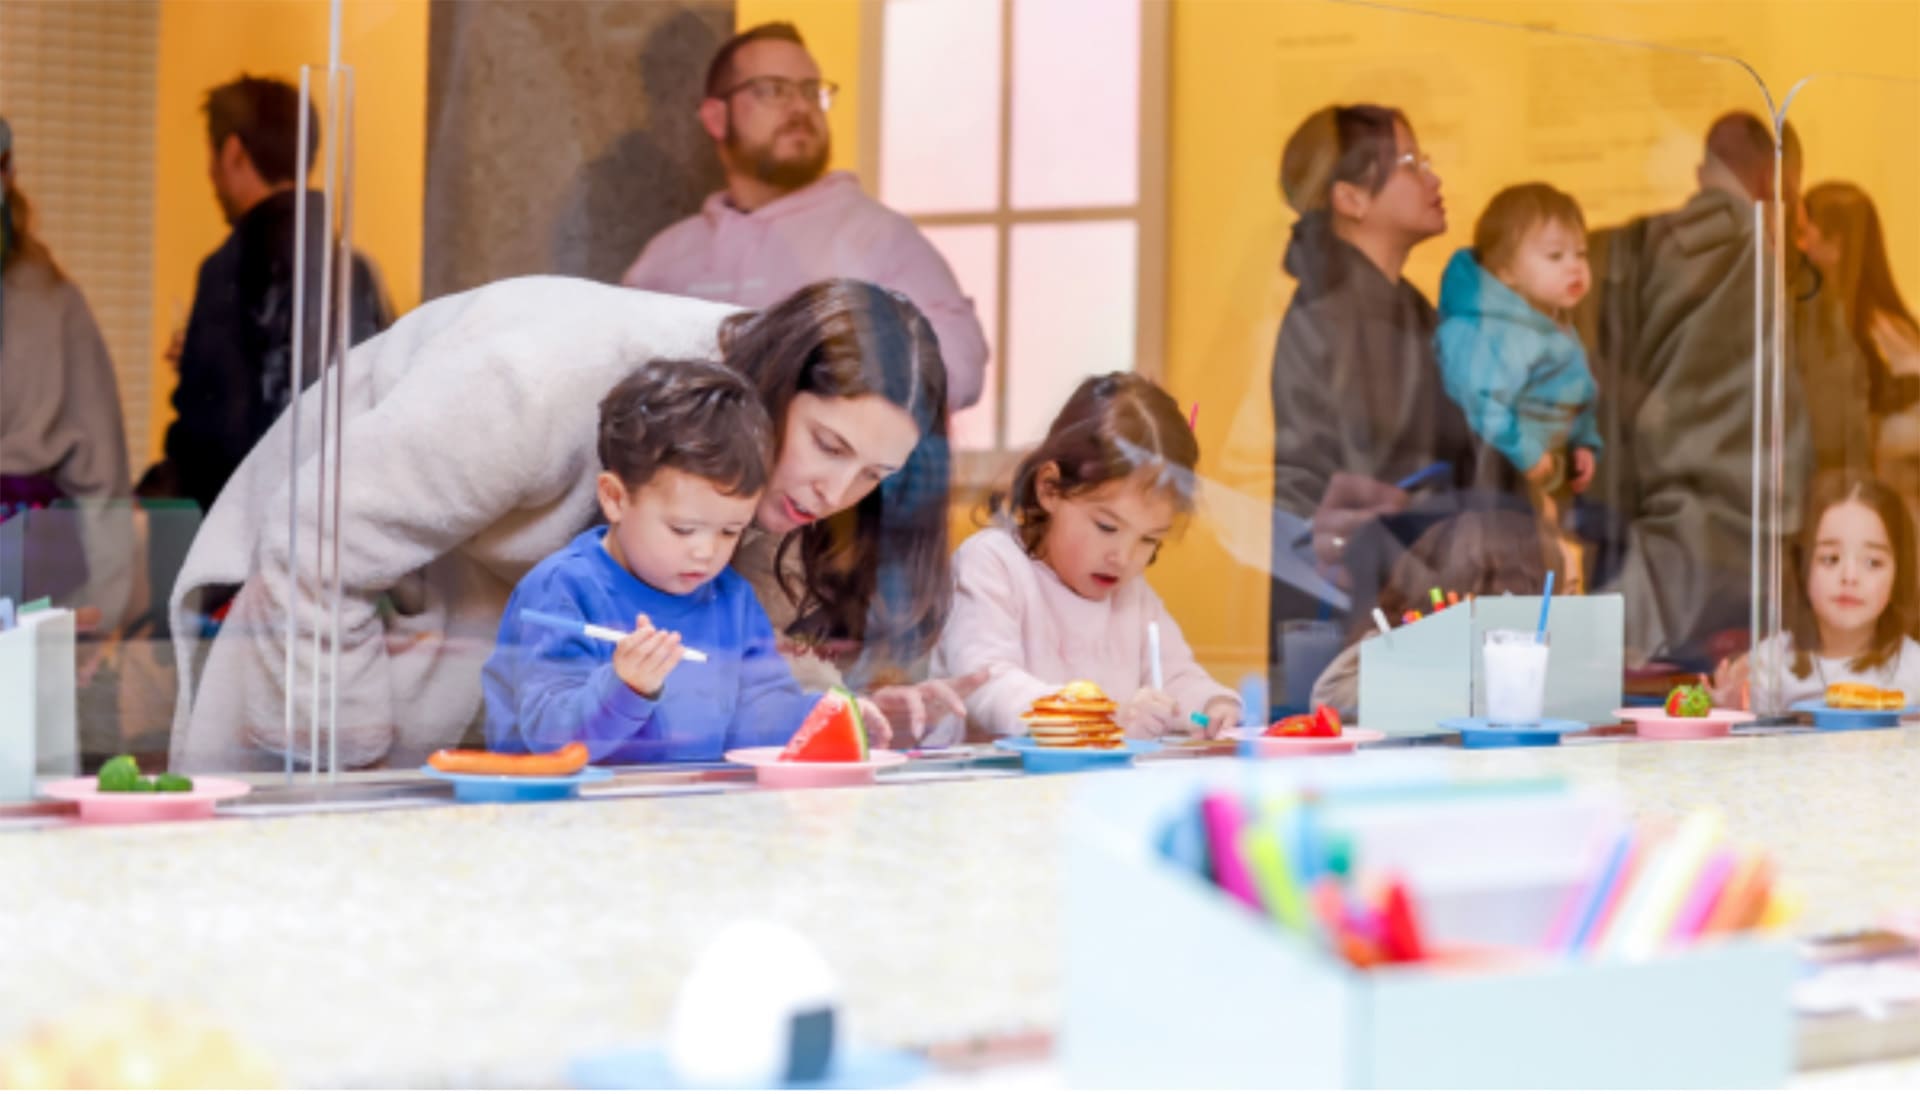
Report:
1436,183,1599,522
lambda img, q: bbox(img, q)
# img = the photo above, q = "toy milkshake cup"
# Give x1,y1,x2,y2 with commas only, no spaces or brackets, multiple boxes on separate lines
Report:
1483,629,1550,725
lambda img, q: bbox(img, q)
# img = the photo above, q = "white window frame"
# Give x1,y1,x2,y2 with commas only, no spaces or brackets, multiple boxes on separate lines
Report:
858,0,1170,488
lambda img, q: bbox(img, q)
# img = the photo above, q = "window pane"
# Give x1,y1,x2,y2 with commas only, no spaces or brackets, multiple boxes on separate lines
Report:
880,0,1001,214
1010,0,1139,209
1006,221,1137,447
921,225,1002,451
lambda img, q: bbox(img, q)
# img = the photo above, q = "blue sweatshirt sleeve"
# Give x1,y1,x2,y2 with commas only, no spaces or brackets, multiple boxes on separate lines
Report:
1437,318,1547,474
481,580,659,761
725,582,821,750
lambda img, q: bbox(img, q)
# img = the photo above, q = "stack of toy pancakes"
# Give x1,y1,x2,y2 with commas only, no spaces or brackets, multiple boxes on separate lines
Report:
1827,682,1906,710
1021,680,1124,749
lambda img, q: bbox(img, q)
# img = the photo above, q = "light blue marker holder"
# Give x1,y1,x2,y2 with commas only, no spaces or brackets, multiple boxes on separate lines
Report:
1060,760,1794,1088
1359,594,1624,735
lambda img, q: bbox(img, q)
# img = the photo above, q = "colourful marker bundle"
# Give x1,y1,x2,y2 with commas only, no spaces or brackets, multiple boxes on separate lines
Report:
1168,792,1785,971
1172,790,1429,968
1543,809,1781,958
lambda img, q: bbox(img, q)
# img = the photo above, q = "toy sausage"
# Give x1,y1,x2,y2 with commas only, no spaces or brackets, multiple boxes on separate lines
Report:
427,741,589,776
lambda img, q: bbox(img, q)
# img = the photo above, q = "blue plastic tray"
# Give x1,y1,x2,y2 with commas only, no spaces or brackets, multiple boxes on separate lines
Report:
419,765,612,803
1789,700,1917,732
995,737,1161,774
1438,718,1586,749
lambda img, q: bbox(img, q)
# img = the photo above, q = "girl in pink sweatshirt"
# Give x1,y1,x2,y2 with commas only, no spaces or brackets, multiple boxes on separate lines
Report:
927,373,1240,744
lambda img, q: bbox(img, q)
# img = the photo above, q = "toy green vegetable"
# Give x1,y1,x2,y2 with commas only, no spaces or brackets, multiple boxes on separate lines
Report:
96,755,141,793
95,755,196,793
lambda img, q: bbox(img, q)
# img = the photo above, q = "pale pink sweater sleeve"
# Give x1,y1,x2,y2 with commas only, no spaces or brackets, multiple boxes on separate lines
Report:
1143,584,1240,722
933,532,1057,738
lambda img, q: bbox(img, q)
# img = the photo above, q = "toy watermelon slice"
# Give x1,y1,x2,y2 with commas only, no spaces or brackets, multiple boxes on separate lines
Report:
779,688,869,763
1664,683,1712,718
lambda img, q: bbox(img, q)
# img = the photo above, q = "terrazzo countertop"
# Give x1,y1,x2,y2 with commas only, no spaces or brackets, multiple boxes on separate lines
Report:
4,730,1919,1085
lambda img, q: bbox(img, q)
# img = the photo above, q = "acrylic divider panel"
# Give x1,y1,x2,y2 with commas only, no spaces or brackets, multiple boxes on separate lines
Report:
1247,0,1776,731
1758,71,1920,717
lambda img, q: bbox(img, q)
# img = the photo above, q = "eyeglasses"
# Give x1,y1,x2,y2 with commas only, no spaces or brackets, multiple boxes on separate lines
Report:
1396,151,1437,178
717,76,839,112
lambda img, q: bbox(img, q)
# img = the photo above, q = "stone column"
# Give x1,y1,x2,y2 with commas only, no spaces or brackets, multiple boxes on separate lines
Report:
423,0,733,299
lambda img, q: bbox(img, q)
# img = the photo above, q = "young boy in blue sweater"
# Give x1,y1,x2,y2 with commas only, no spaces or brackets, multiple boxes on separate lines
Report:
481,359,878,763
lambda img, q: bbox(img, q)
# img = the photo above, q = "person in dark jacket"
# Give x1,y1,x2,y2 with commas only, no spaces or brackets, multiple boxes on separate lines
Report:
1269,105,1481,531
1573,112,1833,668
152,74,392,516
1264,104,1492,710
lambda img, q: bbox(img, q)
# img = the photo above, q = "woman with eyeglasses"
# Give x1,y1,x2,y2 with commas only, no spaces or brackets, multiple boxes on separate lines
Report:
1262,105,1495,706
1268,105,1483,544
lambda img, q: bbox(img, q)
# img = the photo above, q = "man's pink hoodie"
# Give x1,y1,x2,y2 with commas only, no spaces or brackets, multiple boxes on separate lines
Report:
622,172,988,410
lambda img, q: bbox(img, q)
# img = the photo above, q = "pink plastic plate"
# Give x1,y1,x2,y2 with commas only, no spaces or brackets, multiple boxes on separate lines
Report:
722,747,909,789
1233,727,1387,757
39,777,252,824
1613,707,1757,740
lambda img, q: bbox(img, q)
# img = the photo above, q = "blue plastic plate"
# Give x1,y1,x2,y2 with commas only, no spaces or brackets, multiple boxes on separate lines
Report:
418,765,612,803
1438,717,1586,750
569,1046,927,1090
994,736,1161,774
1789,700,1917,732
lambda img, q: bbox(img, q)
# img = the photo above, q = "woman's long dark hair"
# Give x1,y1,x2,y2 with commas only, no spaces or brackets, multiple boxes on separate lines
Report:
1805,182,1920,405
718,279,951,669
2,178,62,280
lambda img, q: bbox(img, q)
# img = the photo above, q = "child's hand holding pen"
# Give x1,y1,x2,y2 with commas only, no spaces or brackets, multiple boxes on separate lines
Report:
612,613,683,699
1117,688,1181,737
1199,696,1242,739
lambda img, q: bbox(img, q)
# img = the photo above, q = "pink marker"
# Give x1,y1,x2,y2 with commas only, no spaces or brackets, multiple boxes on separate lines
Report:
1200,794,1262,912
1668,850,1738,944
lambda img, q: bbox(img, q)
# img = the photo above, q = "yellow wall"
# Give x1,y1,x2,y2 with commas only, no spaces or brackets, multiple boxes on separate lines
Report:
730,0,1920,690
736,0,865,175
142,0,1916,689
149,0,427,464
1160,0,1920,688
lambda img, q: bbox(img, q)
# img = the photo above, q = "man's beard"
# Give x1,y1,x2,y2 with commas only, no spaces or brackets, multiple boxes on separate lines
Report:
727,116,831,192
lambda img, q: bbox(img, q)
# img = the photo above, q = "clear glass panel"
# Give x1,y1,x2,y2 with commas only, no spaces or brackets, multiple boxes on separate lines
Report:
1,0,161,784
1763,72,1920,714
924,225,1002,451
879,0,1002,215
1005,220,1138,447
1193,0,1777,721
1009,0,1140,209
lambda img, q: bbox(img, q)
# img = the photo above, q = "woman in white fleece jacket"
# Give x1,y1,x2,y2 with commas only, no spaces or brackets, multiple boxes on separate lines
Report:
168,277,965,772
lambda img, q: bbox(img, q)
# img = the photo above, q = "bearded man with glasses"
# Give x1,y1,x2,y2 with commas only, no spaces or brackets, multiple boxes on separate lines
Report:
622,22,987,412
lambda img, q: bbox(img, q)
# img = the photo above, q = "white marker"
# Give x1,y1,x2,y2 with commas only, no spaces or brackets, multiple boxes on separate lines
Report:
1372,608,1393,639
1147,621,1165,690
520,609,709,662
